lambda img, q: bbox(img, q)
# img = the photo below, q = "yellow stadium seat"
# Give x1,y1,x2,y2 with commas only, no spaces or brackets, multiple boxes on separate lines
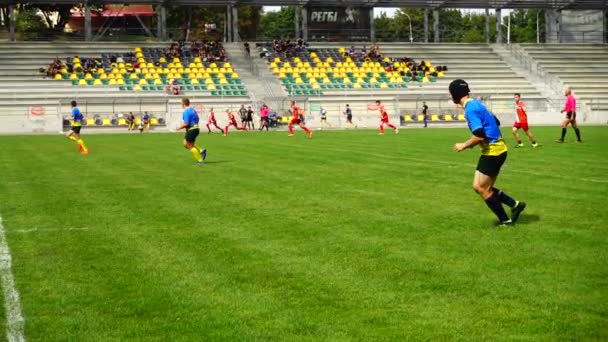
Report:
118,118,126,126
100,74,107,80
150,118,159,125
102,118,111,126
85,73,93,80
117,79,124,85
444,114,453,121
205,78,213,84
312,84,320,90
208,84,216,90
417,115,424,121
295,78,303,84
219,79,228,84
87,118,95,125
139,79,147,85
438,71,445,77
70,73,78,80
154,79,162,85
78,79,87,86
232,72,239,78
173,57,180,63
93,79,102,86
159,57,166,63
353,83,361,89
458,114,466,121
431,115,439,121
54,74,62,80
404,115,413,121
73,57,81,63
109,79,117,85
191,78,199,85
380,83,388,89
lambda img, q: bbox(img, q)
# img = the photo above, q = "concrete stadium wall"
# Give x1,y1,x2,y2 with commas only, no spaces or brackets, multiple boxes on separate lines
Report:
0,103,63,134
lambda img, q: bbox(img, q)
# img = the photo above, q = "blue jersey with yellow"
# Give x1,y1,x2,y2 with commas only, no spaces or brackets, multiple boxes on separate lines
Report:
183,107,199,130
72,107,83,126
463,98,507,156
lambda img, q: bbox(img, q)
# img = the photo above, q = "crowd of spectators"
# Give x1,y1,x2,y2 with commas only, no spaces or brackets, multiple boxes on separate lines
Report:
165,40,227,62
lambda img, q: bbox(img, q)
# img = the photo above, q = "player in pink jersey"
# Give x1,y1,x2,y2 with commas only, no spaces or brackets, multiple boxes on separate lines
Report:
557,87,582,143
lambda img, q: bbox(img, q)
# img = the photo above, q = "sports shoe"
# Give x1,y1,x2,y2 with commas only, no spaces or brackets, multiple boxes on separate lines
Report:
288,134,295,137
496,219,513,227
395,128,399,134
196,161,205,165
511,201,526,223
379,132,384,135
532,143,539,147
307,131,313,139
555,139,564,143
516,143,524,148
201,148,207,161
80,150,89,155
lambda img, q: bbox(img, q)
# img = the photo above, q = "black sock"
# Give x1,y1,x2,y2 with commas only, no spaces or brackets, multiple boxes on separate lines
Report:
574,128,581,141
561,127,566,140
493,188,516,208
517,139,522,144
485,192,510,222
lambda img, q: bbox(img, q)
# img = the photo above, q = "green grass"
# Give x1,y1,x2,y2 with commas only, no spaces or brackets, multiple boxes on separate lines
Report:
0,127,606,341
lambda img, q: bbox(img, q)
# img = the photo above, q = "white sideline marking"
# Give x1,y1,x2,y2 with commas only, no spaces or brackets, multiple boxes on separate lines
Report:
0,216,26,342
11,227,89,234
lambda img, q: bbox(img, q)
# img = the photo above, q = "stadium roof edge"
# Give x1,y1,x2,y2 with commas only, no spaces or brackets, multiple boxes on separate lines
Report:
2,0,608,9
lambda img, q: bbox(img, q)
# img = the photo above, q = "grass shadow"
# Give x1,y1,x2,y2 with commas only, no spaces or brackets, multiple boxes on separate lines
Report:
516,214,540,225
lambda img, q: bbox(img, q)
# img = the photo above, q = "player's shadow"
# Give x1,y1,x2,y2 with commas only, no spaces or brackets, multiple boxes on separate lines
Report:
203,160,232,164
516,214,540,225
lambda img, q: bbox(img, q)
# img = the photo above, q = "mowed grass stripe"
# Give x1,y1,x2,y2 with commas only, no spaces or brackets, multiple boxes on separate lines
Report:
0,127,605,340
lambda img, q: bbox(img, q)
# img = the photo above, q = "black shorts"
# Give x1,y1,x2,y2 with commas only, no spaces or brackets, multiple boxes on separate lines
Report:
346,115,353,121
185,128,200,143
566,111,576,120
261,117,269,123
477,152,507,178
71,126,82,134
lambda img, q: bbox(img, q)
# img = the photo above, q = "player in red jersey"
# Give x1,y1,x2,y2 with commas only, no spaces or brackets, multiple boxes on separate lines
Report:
206,107,224,134
224,109,241,136
368,100,398,135
288,100,313,138
512,93,538,147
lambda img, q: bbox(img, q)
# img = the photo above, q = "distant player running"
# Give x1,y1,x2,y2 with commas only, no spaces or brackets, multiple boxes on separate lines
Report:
557,87,582,143
224,109,241,136
512,93,538,147
288,101,313,138
206,107,223,133
175,98,206,164
343,104,356,128
368,100,398,135
66,100,89,155
319,106,332,129
450,79,526,227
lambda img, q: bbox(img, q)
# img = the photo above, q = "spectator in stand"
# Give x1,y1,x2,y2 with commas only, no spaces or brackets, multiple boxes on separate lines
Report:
166,79,180,95
244,42,250,56
361,46,367,57
46,57,63,77
126,112,136,130
348,46,356,57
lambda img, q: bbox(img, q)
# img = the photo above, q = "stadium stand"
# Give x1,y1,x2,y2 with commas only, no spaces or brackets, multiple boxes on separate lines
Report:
519,43,608,119
255,42,547,126
0,42,253,133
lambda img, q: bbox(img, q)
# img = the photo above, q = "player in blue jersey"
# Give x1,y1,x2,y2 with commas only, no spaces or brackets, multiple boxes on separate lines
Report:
449,79,526,227
66,100,88,155
175,98,206,164
138,112,150,133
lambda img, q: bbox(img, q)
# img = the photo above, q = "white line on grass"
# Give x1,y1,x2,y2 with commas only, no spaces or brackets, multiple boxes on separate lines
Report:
11,227,89,234
0,215,26,342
